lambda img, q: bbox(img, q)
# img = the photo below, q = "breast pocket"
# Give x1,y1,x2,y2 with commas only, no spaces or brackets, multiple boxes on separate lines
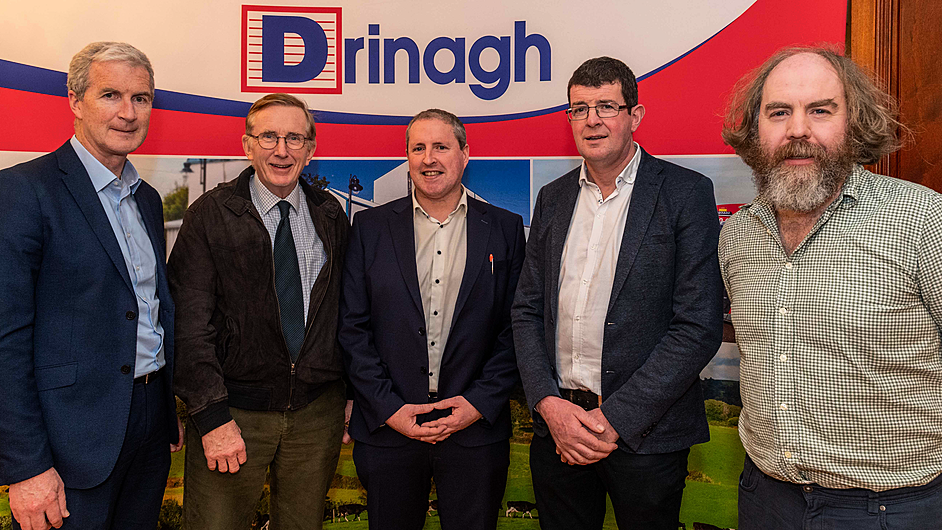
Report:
35,362,77,391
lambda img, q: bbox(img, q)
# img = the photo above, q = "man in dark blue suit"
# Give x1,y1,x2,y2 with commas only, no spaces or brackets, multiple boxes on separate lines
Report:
512,57,724,529
339,109,525,530
0,42,182,530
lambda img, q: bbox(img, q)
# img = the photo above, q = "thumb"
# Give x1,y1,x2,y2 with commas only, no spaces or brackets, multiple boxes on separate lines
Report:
58,487,69,517
574,408,605,434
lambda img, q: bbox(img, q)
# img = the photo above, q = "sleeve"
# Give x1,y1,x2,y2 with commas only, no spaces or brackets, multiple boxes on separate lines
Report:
461,214,526,425
600,176,725,450
0,169,56,484
167,205,231,436
511,188,563,413
918,195,942,329
338,215,406,432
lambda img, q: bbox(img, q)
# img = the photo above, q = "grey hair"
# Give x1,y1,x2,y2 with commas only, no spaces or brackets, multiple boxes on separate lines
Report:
67,42,154,100
406,109,467,149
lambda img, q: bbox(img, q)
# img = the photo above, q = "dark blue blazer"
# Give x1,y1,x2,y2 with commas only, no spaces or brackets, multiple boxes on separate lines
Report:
512,149,724,454
0,141,177,488
339,195,525,447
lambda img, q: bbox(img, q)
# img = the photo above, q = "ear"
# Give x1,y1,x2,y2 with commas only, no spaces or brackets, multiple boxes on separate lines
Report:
242,135,254,160
306,139,317,162
629,104,645,133
461,143,470,170
68,90,83,120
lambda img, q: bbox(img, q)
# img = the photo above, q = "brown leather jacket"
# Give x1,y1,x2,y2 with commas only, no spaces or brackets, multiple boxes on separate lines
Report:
169,167,348,435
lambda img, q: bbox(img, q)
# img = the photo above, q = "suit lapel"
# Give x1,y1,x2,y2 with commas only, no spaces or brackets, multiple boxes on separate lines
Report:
135,182,170,294
549,169,581,321
608,150,665,313
388,199,425,317
449,199,490,329
57,143,134,293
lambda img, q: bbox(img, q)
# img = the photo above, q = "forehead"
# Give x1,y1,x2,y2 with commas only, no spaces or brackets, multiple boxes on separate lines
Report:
569,82,623,104
250,105,309,133
761,53,845,105
408,118,458,145
87,61,152,91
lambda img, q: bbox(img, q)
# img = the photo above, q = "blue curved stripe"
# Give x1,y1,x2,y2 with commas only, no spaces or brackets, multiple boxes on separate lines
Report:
0,17,729,125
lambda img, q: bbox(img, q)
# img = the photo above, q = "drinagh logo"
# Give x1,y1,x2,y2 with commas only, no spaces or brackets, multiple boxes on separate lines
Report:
242,5,551,100
242,5,343,94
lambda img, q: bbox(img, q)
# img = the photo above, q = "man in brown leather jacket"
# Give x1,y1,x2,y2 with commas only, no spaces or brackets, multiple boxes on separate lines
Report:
169,93,350,530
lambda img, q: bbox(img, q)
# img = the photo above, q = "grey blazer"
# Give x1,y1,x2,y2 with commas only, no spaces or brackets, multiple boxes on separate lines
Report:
511,148,724,454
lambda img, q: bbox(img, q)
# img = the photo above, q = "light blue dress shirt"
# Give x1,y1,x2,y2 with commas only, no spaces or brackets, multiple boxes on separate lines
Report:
70,136,165,378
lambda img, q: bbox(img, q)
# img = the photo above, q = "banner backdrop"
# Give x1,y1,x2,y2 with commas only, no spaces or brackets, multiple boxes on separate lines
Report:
0,1,847,527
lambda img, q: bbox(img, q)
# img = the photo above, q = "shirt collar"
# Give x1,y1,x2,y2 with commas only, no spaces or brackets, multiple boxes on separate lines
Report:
578,141,642,190
250,173,301,216
70,135,141,193
412,186,468,223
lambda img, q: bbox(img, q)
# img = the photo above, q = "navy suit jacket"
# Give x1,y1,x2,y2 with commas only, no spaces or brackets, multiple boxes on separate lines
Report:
339,195,525,447
512,149,724,454
0,142,177,488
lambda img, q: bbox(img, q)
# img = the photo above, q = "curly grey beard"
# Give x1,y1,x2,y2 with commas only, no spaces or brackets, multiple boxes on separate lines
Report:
744,137,855,212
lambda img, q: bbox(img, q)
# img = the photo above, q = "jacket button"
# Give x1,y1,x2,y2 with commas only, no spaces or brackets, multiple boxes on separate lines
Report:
126,311,136,320
420,366,427,375
120,365,132,374
418,327,425,336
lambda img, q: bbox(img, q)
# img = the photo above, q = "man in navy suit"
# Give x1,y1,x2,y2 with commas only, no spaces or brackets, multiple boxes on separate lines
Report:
512,57,724,529
0,42,182,530
339,109,525,530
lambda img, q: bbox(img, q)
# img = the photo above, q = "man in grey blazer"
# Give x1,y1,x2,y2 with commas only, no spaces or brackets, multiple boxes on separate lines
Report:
512,56,723,529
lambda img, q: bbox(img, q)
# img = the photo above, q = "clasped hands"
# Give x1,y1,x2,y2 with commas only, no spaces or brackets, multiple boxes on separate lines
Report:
536,396,619,465
385,395,482,443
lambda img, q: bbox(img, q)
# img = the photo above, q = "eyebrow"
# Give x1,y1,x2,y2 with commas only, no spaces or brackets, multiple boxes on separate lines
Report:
764,98,838,112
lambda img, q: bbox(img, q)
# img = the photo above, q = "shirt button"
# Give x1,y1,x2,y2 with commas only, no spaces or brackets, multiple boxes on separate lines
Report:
435,279,440,284
582,279,588,284
784,451,792,459
780,403,788,410
780,354,787,362
437,250,441,255
779,307,788,315
433,311,438,316
785,262,793,270
430,341,436,347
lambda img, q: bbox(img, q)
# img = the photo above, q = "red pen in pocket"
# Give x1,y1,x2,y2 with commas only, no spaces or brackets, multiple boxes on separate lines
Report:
489,254,494,275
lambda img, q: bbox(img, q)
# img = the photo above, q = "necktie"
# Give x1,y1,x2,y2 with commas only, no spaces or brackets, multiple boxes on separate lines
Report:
274,200,305,362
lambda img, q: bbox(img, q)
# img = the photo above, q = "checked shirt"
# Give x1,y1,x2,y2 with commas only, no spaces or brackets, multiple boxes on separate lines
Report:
719,165,942,491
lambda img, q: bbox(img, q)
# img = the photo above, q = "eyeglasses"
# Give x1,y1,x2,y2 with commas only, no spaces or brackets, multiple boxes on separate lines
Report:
247,132,311,150
566,103,630,121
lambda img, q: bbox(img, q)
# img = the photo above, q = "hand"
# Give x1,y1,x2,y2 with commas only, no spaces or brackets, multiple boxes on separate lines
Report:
384,403,446,442
9,467,68,530
170,416,185,452
201,420,247,473
421,395,483,442
342,399,354,444
586,408,620,444
535,396,618,465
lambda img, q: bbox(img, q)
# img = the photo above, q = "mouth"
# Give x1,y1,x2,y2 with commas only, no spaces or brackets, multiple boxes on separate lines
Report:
421,170,444,177
584,134,608,141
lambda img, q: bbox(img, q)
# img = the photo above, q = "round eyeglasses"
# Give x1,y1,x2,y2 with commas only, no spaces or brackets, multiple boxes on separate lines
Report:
247,132,311,150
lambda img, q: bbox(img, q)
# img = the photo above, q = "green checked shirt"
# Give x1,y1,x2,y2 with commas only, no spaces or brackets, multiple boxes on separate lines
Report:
720,165,942,491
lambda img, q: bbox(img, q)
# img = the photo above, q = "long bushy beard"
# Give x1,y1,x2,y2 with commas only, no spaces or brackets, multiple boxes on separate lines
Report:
744,137,855,212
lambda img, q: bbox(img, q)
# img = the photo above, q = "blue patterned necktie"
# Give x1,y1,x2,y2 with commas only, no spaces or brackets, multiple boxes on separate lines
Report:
274,200,305,362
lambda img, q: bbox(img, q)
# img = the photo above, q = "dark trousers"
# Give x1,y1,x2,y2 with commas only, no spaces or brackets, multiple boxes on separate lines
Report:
353,438,509,530
529,433,688,530
15,372,172,530
183,380,345,530
739,454,942,530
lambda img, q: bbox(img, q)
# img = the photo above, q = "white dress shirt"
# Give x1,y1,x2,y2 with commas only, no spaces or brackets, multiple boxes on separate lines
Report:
556,144,641,394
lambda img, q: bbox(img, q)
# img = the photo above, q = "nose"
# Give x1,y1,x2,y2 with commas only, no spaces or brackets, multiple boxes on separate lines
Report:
786,112,811,140
117,96,137,121
585,106,603,127
422,147,435,165
273,137,290,156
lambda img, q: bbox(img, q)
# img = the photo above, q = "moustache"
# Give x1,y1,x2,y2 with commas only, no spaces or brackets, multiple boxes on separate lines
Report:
771,140,829,165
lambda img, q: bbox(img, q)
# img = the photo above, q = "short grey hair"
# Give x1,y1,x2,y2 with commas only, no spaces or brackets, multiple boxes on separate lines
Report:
406,109,467,149
67,42,154,100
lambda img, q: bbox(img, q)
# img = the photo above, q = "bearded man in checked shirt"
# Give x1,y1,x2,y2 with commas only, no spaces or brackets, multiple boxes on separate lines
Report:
719,46,942,529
